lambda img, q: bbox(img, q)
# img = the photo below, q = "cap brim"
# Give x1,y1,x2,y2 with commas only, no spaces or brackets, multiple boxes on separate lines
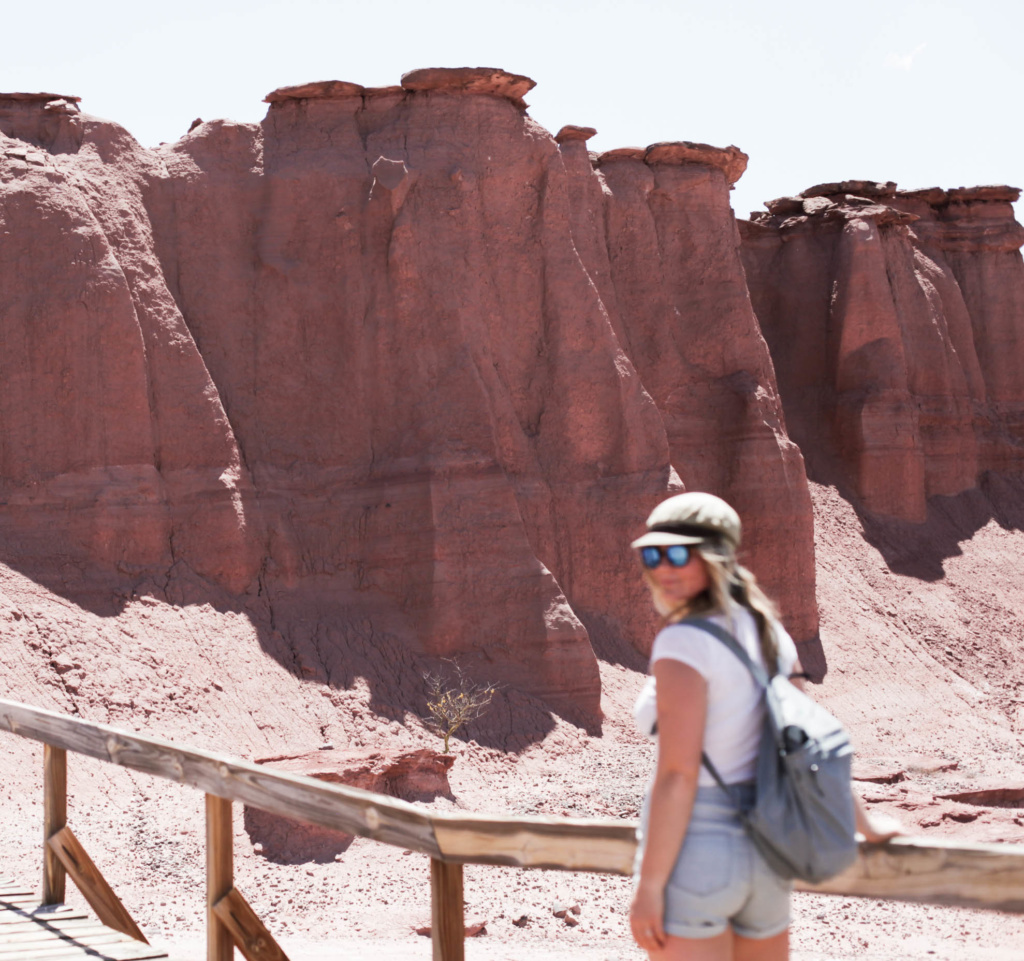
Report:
630,531,707,549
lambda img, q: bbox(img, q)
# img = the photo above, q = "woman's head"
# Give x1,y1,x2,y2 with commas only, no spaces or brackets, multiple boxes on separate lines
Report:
632,492,741,620
632,490,781,671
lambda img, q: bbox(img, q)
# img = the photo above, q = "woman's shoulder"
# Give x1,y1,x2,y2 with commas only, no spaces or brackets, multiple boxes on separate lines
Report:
650,613,734,671
652,606,798,673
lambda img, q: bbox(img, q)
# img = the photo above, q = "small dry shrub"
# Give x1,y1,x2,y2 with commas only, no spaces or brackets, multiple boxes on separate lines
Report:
423,661,495,754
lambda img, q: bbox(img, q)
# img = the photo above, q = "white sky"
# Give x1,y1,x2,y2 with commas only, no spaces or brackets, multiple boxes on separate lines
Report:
3,0,1021,220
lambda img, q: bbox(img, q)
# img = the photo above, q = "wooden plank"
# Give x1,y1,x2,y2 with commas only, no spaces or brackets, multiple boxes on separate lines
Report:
432,815,637,873
42,746,67,905
206,795,233,961
46,827,148,944
430,859,464,961
0,942,167,961
0,920,104,938
0,910,85,927
0,929,127,952
797,835,1024,912
212,887,288,961
0,922,108,944
0,699,440,859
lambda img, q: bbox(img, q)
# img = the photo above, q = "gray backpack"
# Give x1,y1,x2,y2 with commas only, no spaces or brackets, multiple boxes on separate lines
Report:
688,618,858,884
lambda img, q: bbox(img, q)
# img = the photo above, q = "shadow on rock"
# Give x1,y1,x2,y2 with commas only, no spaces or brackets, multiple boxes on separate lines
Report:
844,472,1024,582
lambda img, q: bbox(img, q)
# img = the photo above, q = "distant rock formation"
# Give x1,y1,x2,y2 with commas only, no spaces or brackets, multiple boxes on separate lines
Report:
557,136,818,650
741,182,1024,523
5,71,1020,719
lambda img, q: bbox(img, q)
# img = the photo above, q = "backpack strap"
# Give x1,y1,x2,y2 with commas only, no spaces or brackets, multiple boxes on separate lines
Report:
683,617,772,688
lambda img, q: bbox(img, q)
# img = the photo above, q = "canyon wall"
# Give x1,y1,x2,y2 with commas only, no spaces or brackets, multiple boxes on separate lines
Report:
4,70,1022,723
741,181,1024,522
0,70,819,724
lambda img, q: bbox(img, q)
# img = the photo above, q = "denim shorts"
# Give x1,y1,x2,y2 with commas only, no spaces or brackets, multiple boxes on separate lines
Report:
635,783,792,940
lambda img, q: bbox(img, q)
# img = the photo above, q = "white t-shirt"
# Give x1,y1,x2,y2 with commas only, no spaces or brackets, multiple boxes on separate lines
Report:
633,605,799,786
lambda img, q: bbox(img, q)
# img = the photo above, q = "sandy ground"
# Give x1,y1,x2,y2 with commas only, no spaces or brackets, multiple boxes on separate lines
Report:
3,481,1024,959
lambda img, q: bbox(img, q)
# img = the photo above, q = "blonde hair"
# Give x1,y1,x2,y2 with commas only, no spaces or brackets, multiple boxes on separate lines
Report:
644,541,780,676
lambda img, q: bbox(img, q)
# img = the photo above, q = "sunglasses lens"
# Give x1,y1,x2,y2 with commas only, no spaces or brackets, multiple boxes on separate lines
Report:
665,545,691,567
639,545,691,568
640,547,662,569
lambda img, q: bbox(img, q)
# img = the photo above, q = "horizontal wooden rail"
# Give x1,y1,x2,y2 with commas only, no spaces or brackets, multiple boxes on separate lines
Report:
0,698,632,872
4,698,1024,912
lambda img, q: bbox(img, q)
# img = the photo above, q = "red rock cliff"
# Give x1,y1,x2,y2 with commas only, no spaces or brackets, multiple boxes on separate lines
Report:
0,71,823,720
741,182,1024,523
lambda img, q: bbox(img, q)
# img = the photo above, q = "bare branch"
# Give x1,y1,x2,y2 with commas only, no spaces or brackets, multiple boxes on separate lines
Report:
422,661,496,754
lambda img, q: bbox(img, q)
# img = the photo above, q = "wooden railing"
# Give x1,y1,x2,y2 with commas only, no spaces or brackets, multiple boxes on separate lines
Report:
2,698,1024,960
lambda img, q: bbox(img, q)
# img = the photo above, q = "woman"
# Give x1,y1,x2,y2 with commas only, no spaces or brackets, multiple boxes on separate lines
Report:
629,491,898,960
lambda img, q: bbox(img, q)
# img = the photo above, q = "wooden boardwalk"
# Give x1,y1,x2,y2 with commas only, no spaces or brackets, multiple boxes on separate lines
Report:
0,879,170,961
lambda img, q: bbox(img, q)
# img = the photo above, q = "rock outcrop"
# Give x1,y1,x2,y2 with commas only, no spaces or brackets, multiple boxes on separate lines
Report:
16,72,1022,719
0,72,823,719
557,135,818,651
243,747,454,861
741,183,1024,522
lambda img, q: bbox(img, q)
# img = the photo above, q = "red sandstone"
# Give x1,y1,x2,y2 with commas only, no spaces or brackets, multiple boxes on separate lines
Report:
1,71,1024,961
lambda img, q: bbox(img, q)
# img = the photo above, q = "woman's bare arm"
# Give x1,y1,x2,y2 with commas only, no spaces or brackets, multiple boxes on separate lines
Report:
629,659,707,952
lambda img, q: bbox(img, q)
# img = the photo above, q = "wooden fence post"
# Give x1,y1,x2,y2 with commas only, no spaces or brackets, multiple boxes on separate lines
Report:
207,794,234,961
430,858,465,961
42,744,67,904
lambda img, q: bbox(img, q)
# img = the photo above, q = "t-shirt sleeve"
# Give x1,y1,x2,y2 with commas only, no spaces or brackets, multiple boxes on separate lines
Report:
774,621,800,677
649,625,717,680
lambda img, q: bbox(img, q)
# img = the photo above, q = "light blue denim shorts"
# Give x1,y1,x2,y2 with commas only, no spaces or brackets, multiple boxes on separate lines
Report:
635,783,792,940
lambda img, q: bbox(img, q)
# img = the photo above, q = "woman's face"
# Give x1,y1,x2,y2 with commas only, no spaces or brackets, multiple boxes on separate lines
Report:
645,547,710,608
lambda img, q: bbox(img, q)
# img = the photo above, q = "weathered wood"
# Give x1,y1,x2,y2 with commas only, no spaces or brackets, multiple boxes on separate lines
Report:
797,834,1024,912
0,921,109,942
10,698,1024,914
0,928,127,948
0,942,168,960
432,816,637,873
0,909,86,927
0,699,439,859
430,859,464,961
0,893,168,961
42,747,66,906
206,795,233,961
212,887,288,961
46,828,147,944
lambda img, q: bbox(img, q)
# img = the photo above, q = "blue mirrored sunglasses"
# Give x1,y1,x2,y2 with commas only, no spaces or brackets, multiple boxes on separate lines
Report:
639,544,692,569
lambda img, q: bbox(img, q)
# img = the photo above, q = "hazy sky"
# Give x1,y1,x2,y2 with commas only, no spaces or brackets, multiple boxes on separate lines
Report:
4,0,1020,219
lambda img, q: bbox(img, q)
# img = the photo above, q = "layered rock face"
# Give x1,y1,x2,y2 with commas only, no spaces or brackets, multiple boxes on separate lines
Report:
556,135,817,647
0,71,820,718
0,93,261,597
741,182,1024,522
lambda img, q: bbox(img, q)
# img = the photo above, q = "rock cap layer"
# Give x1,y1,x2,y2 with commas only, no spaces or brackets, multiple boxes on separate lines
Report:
644,141,748,185
400,67,536,104
555,125,597,144
0,92,81,103
947,185,1021,203
596,146,645,164
896,187,948,205
803,180,897,199
264,80,366,103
